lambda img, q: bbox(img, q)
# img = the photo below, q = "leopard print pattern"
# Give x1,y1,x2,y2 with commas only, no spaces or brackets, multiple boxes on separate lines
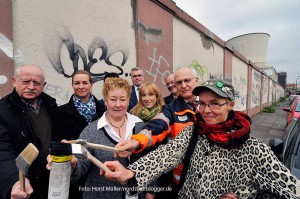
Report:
129,125,300,198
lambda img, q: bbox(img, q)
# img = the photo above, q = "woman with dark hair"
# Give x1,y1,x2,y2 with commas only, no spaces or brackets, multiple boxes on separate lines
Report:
102,79,300,198
52,70,105,199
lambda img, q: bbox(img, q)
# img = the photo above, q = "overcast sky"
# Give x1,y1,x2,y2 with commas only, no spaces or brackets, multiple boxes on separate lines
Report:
173,0,300,84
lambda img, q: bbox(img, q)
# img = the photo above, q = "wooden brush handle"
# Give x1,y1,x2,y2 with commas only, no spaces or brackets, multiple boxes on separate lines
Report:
19,170,25,191
86,152,111,173
86,142,119,153
63,140,78,144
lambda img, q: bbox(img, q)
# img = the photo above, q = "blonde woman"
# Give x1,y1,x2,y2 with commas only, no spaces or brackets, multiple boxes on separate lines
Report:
130,82,164,123
131,82,166,199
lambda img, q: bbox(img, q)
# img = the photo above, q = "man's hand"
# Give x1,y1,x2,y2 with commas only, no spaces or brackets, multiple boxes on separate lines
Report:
100,161,135,184
114,139,140,158
46,154,78,171
11,178,33,199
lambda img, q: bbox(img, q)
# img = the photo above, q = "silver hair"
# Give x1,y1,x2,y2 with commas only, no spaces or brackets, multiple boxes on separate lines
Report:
174,66,197,80
14,65,45,81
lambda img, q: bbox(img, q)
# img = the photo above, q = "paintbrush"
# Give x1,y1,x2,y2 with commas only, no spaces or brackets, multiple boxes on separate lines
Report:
15,143,39,191
64,139,119,153
50,142,111,173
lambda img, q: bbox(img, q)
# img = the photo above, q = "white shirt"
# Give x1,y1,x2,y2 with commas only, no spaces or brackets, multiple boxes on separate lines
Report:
134,85,141,101
97,112,143,142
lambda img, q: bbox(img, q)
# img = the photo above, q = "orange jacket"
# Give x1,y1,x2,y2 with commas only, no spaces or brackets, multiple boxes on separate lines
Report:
131,96,196,184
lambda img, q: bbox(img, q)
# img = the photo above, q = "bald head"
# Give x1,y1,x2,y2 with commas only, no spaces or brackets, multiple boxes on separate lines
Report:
174,66,199,101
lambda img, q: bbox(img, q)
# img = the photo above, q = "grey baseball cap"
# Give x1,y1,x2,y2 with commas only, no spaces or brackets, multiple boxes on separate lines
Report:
192,79,235,101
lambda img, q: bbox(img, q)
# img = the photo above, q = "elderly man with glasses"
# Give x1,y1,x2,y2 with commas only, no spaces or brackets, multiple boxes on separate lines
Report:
116,66,200,198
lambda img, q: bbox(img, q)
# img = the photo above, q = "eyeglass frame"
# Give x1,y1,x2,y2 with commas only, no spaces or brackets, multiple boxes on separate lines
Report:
196,101,231,110
175,77,196,86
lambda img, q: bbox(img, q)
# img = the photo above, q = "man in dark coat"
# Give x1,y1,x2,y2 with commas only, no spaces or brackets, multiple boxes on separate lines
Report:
163,73,179,104
0,64,58,199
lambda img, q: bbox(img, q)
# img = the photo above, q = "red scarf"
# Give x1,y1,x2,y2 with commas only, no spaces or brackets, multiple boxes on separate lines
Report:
195,111,251,148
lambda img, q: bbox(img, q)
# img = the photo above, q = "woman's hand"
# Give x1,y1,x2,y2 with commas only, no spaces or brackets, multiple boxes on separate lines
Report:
219,193,238,199
100,161,135,184
114,139,140,158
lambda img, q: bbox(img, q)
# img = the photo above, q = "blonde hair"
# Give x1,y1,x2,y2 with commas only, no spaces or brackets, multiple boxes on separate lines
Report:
130,82,164,115
102,78,131,100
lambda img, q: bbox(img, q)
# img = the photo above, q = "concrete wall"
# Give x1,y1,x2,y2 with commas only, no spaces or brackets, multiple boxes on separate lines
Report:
12,0,136,105
232,56,247,111
261,75,269,105
251,69,261,108
0,0,285,116
136,0,174,97
173,18,223,82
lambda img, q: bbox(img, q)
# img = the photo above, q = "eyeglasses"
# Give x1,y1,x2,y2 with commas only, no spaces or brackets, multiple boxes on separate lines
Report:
197,101,230,110
175,77,195,86
132,74,143,78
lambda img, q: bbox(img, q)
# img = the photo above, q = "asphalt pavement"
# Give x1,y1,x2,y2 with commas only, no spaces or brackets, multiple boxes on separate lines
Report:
250,100,289,145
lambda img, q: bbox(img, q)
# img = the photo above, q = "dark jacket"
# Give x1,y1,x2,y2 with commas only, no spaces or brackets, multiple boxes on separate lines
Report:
130,85,138,108
0,89,57,199
52,94,105,141
164,93,175,104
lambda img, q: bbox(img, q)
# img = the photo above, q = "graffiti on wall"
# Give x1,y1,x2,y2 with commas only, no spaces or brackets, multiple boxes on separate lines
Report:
262,76,268,103
189,60,209,82
0,33,13,85
44,83,70,103
251,71,261,106
200,33,214,53
137,23,162,43
209,72,222,80
233,76,247,109
146,48,170,85
45,28,129,82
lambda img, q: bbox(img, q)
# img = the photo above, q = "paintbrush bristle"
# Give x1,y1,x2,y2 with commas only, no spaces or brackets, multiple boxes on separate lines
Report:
18,143,39,164
16,143,39,173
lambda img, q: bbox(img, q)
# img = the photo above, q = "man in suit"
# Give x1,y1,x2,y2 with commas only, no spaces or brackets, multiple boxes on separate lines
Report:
164,73,179,104
129,67,144,109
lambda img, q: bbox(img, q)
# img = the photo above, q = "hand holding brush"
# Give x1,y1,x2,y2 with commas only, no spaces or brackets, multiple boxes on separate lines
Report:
15,143,39,191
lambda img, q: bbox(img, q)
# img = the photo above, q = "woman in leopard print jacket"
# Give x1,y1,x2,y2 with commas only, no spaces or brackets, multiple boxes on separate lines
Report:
103,79,300,199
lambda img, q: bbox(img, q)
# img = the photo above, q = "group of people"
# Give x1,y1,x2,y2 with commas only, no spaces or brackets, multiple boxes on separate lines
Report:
0,64,299,199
